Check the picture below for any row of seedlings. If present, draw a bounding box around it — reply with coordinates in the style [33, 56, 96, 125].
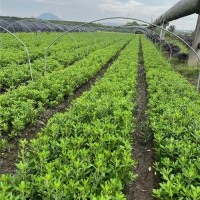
[142, 36, 200, 199]
[0, 33, 129, 92]
[0, 36, 140, 199]
[0, 37, 132, 140]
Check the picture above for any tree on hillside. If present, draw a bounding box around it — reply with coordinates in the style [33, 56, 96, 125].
[126, 21, 140, 26]
[168, 25, 176, 33]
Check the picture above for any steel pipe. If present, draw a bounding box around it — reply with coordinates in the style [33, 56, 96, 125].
[150, 0, 200, 27]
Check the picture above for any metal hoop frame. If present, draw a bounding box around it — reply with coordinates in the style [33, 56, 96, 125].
[146, 29, 173, 59]
[0, 25, 33, 80]
[0, 17, 199, 90]
[43, 17, 200, 91]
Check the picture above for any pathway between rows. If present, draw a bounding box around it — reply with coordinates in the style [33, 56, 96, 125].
[126, 38, 155, 200]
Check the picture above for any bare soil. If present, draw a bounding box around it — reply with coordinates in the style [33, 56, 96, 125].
[125, 38, 159, 200]
[0, 41, 130, 175]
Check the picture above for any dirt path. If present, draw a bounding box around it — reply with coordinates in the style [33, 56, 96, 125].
[0, 41, 130, 175]
[126, 38, 155, 200]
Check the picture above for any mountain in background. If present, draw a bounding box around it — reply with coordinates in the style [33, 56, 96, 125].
[37, 13, 60, 21]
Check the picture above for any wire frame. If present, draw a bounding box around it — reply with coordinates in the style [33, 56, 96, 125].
[43, 17, 200, 91]
[0, 25, 33, 80]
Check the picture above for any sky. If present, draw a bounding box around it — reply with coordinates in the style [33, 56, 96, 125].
[0, 0, 198, 30]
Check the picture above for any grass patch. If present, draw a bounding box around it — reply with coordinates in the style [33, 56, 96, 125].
[166, 36, 189, 54]
[171, 58, 199, 86]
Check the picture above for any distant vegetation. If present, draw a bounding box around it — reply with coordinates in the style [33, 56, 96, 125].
[126, 21, 147, 27]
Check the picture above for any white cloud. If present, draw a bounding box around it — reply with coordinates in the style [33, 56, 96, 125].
[98, 0, 170, 24]
[33, 0, 67, 5]
[99, 0, 143, 13]
[2, 0, 198, 30]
